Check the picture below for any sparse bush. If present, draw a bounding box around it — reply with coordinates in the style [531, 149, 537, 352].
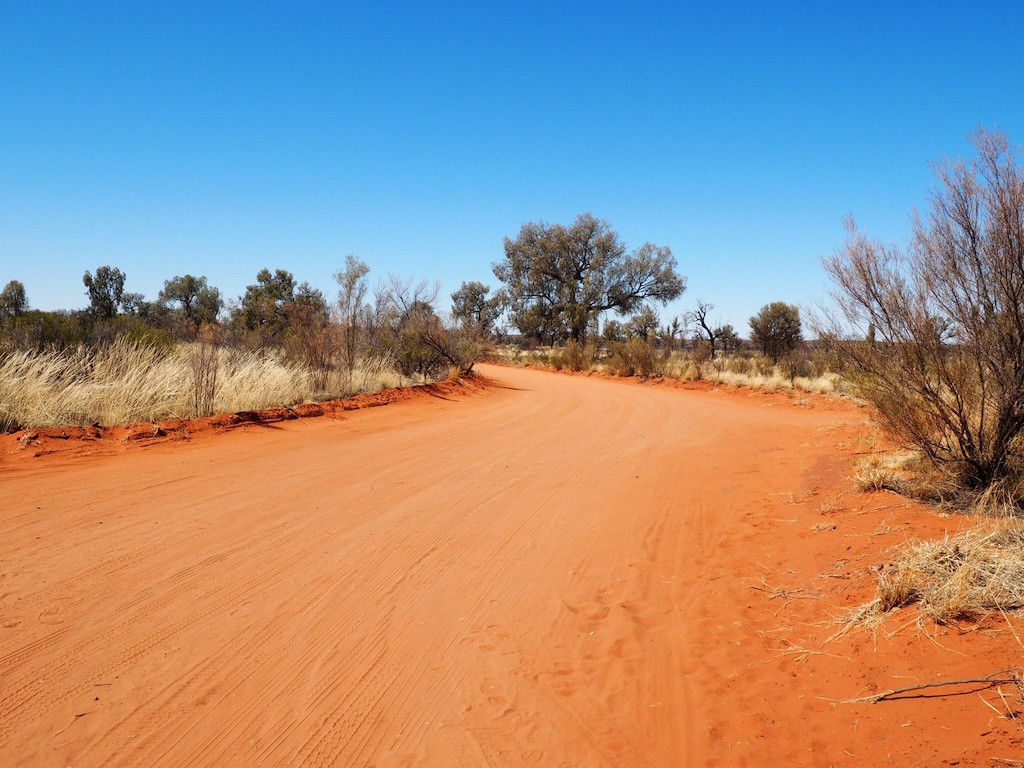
[283, 302, 340, 395]
[726, 356, 753, 376]
[607, 338, 663, 377]
[822, 129, 1024, 497]
[554, 340, 595, 372]
[780, 347, 811, 383]
[752, 355, 774, 377]
[375, 277, 484, 379]
[852, 450, 956, 502]
[749, 302, 802, 362]
[690, 342, 712, 380]
[335, 255, 371, 382]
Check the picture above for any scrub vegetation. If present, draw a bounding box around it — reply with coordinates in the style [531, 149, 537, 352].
[826, 130, 1024, 626]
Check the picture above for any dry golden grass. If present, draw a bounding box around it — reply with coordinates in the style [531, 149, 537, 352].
[853, 451, 919, 493]
[702, 367, 838, 394]
[847, 522, 1024, 626]
[0, 339, 410, 430]
[852, 448, 1020, 511]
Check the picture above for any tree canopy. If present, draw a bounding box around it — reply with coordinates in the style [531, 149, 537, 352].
[83, 266, 127, 318]
[493, 213, 685, 343]
[749, 302, 802, 362]
[158, 274, 223, 328]
[451, 281, 501, 333]
[0, 280, 28, 320]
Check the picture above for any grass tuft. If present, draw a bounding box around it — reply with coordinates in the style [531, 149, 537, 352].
[847, 522, 1024, 626]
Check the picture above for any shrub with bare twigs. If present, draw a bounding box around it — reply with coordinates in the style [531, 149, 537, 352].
[822, 129, 1024, 499]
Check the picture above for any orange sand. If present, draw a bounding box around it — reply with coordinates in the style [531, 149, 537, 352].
[0, 363, 1019, 766]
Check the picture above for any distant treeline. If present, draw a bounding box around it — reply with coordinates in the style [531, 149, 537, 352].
[1, 212, 808, 366]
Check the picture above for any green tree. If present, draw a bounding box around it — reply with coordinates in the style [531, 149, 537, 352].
[494, 213, 685, 344]
[83, 266, 127, 318]
[158, 274, 223, 328]
[235, 268, 298, 347]
[451, 281, 501, 333]
[0, 280, 28, 320]
[627, 306, 660, 340]
[120, 292, 148, 316]
[715, 324, 740, 356]
[602, 318, 625, 345]
[512, 302, 563, 346]
[749, 302, 802, 362]
[293, 281, 329, 314]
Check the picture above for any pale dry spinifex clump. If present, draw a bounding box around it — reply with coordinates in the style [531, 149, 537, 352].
[848, 522, 1024, 627]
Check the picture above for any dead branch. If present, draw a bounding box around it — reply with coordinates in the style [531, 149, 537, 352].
[844, 669, 1020, 703]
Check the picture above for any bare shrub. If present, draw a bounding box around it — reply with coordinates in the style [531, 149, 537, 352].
[376, 276, 484, 378]
[690, 342, 712, 380]
[412, 317, 489, 376]
[822, 129, 1024, 496]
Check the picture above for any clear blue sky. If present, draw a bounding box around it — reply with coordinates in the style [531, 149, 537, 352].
[2, 1, 1023, 332]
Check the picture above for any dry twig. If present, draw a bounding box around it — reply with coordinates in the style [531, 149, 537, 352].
[843, 670, 1019, 704]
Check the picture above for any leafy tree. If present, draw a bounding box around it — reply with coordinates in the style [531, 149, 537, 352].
[83, 266, 127, 318]
[451, 280, 501, 333]
[627, 306, 660, 340]
[715, 324, 740, 356]
[602, 319, 625, 345]
[494, 213, 685, 344]
[512, 302, 563, 346]
[0, 280, 28, 320]
[120, 292, 148, 316]
[238, 269, 296, 327]
[158, 275, 223, 328]
[749, 302, 802, 362]
[235, 268, 298, 347]
[293, 281, 329, 314]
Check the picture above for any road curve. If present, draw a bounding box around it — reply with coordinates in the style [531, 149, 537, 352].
[0, 364, 854, 767]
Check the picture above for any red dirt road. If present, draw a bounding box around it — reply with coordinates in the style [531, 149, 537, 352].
[1, 364, 1019, 766]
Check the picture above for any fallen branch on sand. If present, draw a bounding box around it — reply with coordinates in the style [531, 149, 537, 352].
[843, 669, 1021, 703]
